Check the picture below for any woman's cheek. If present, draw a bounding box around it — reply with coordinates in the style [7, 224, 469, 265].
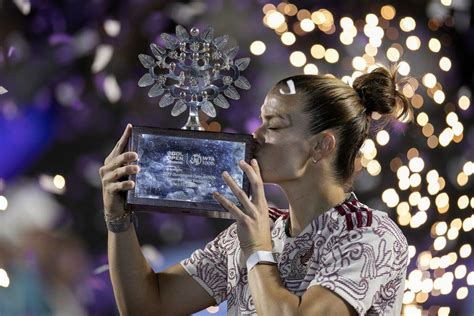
[259, 154, 293, 183]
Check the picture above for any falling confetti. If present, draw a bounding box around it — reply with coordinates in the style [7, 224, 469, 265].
[7, 47, 15, 58]
[12, 0, 31, 15]
[0, 269, 10, 288]
[103, 19, 121, 37]
[0, 86, 7, 95]
[0, 195, 7, 211]
[91, 44, 114, 73]
[103, 74, 121, 103]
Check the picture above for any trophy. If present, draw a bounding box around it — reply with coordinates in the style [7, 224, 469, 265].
[125, 25, 256, 219]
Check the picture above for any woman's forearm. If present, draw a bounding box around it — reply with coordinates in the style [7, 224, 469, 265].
[108, 226, 161, 314]
[247, 264, 300, 316]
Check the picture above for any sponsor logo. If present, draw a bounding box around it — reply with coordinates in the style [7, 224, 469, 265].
[189, 153, 202, 166]
[188, 153, 216, 166]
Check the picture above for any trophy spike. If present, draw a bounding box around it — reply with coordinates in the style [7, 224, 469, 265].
[137, 26, 251, 131]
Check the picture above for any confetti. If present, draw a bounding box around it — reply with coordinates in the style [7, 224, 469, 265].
[0, 269, 9, 288]
[7, 47, 15, 58]
[0, 195, 7, 211]
[91, 44, 114, 73]
[12, 0, 30, 15]
[0, 86, 7, 95]
[103, 74, 121, 103]
[103, 19, 121, 37]
[93, 264, 109, 275]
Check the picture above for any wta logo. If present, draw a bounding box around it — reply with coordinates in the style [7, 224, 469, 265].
[187, 153, 216, 166]
[189, 154, 203, 166]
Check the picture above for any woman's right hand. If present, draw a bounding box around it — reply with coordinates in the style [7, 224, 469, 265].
[99, 124, 140, 217]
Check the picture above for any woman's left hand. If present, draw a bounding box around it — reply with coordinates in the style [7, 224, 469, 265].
[213, 159, 272, 261]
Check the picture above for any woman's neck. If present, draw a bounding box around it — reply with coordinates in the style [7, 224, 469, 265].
[278, 177, 349, 237]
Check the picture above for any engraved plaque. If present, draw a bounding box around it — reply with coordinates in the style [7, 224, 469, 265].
[126, 127, 255, 218]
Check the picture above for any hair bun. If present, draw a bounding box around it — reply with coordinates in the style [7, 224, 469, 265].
[353, 66, 413, 121]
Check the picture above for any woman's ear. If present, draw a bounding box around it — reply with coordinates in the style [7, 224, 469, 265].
[310, 131, 336, 163]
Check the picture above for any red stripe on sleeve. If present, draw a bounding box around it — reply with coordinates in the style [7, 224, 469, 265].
[356, 211, 363, 228]
[268, 207, 289, 221]
[335, 205, 347, 216]
[367, 210, 373, 226]
[345, 202, 359, 213]
[345, 213, 354, 231]
[349, 200, 373, 228]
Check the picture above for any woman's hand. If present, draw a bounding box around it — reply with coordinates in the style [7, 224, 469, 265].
[99, 124, 140, 217]
[213, 159, 272, 261]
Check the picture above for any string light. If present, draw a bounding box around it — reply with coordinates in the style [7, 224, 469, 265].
[381, 5, 396, 20]
[300, 18, 315, 32]
[289, 51, 306, 67]
[400, 17, 416, 32]
[250, 41, 266, 55]
[458, 95, 470, 110]
[281, 32, 296, 45]
[266, 10, 286, 29]
[439, 57, 452, 71]
[428, 38, 441, 52]
[324, 48, 339, 63]
[303, 63, 318, 74]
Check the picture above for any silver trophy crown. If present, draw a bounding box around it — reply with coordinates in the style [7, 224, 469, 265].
[138, 25, 251, 131]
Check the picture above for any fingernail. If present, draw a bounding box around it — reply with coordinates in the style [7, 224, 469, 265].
[222, 171, 228, 177]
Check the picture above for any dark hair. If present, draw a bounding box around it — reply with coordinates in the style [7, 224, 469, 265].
[274, 65, 414, 190]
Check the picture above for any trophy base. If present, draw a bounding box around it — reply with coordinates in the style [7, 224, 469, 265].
[125, 126, 256, 219]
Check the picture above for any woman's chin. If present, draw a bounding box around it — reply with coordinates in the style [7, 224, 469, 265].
[256, 159, 284, 183]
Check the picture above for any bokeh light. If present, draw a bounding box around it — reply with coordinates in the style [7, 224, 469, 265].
[250, 40, 266, 55]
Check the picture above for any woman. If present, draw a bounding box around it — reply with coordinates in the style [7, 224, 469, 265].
[99, 65, 412, 315]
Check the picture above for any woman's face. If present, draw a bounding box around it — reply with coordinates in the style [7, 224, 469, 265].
[253, 88, 314, 184]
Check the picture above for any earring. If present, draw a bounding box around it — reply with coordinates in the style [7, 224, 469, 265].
[311, 157, 319, 164]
